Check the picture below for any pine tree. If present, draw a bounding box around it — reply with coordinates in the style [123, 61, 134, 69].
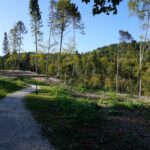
[69, 3, 84, 76]
[3, 32, 9, 56]
[54, 0, 72, 76]
[16, 21, 27, 57]
[3, 32, 9, 69]
[9, 26, 18, 53]
[16, 21, 27, 69]
[56, 0, 72, 54]
[29, 0, 42, 73]
[116, 30, 133, 93]
[46, 0, 57, 75]
[9, 26, 19, 69]
[69, 3, 84, 52]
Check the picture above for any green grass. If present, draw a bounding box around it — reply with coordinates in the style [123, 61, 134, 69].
[25, 85, 150, 150]
[0, 76, 27, 99]
[98, 92, 149, 110]
[18, 77, 48, 86]
[25, 86, 104, 149]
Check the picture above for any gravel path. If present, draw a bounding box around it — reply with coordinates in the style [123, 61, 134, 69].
[0, 85, 54, 150]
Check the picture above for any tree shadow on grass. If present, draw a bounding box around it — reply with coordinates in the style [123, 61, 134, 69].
[25, 95, 150, 150]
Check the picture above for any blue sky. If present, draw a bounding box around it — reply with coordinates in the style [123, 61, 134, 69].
[0, 0, 141, 55]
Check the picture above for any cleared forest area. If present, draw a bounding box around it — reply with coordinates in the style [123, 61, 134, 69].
[0, 0, 150, 150]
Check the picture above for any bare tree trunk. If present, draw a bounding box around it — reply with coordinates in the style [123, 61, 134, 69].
[116, 48, 119, 93]
[57, 28, 64, 77]
[72, 24, 76, 76]
[34, 21, 38, 74]
[35, 33, 38, 73]
[59, 30, 63, 54]
[46, 28, 52, 75]
[139, 42, 142, 97]
[138, 13, 150, 97]
[18, 32, 21, 70]
[34, 21, 38, 95]
[73, 21, 76, 53]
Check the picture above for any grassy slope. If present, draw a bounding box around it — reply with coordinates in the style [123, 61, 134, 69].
[0, 76, 27, 99]
[25, 85, 150, 150]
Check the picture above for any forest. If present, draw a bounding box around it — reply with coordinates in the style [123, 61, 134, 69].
[1, 40, 150, 96]
[0, 0, 150, 150]
[1, 0, 150, 97]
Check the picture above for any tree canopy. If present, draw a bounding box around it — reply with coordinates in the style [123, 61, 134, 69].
[119, 30, 133, 43]
[82, 0, 122, 15]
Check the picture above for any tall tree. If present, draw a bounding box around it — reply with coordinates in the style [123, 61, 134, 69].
[46, 0, 57, 75]
[16, 21, 27, 69]
[16, 22, 27, 57]
[9, 26, 19, 69]
[56, 0, 72, 54]
[3, 32, 9, 69]
[29, 0, 42, 73]
[9, 22, 27, 69]
[69, 3, 84, 76]
[3, 32, 9, 56]
[119, 30, 133, 43]
[9, 26, 18, 53]
[69, 3, 84, 52]
[55, 0, 72, 76]
[128, 0, 150, 97]
[116, 30, 133, 93]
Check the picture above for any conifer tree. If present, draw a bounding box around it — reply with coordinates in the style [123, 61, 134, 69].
[16, 21, 27, 69]
[16, 21, 27, 58]
[3, 32, 9, 69]
[29, 0, 42, 73]
[3, 32, 9, 56]
[69, 3, 84, 76]
[46, 0, 57, 75]
[55, 0, 72, 76]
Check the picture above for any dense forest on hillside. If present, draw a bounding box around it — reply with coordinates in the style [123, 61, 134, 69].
[1, 41, 150, 96]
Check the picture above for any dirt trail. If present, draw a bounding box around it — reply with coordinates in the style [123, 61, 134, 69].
[0, 85, 54, 150]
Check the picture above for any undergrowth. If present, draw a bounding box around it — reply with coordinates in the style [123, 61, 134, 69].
[0, 76, 27, 99]
[25, 85, 150, 150]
